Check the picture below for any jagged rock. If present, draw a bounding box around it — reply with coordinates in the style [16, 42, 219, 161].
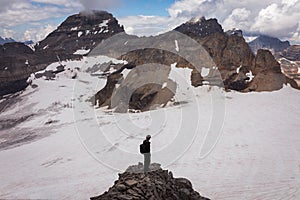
[91, 164, 210, 200]
[246, 49, 285, 92]
[95, 63, 176, 112]
[174, 18, 255, 90]
[174, 17, 223, 38]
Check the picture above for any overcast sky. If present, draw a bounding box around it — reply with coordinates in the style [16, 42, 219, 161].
[0, 0, 299, 44]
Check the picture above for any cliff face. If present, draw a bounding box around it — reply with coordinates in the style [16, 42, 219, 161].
[281, 45, 300, 61]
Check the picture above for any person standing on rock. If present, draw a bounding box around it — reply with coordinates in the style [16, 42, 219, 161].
[141, 135, 151, 173]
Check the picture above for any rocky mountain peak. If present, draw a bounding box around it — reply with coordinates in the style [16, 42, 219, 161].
[36, 10, 124, 55]
[248, 35, 290, 55]
[174, 17, 223, 37]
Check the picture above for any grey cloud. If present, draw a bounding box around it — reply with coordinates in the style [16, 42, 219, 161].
[78, 0, 122, 11]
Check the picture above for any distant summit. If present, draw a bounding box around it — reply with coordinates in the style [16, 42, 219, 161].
[248, 35, 290, 55]
[0, 36, 15, 45]
[174, 16, 223, 38]
[35, 10, 124, 56]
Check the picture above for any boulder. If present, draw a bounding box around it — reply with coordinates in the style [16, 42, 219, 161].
[246, 49, 285, 92]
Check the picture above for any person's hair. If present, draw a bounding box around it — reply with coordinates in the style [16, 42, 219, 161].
[146, 135, 151, 140]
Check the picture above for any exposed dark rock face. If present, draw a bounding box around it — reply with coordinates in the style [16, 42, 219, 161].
[94, 63, 176, 113]
[174, 17, 223, 38]
[281, 45, 300, 61]
[168, 17, 254, 91]
[35, 10, 124, 57]
[246, 49, 285, 92]
[91, 164, 210, 200]
[0, 42, 48, 96]
[278, 58, 300, 89]
[248, 35, 290, 55]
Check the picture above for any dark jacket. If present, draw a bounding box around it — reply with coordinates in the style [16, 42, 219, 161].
[143, 140, 150, 153]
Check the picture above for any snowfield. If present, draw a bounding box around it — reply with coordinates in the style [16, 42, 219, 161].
[0, 56, 300, 199]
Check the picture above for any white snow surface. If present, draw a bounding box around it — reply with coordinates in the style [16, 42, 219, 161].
[0, 56, 300, 199]
[73, 49, 91, 55]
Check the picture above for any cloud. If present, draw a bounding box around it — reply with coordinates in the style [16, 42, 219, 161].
[23, 24, 57, 42]
[0, 29, 16, 39]
[222, 8, 252, 31]
[0, 0, 299, 43]
[166, 0, 300, 43]
[78, 0, 122, 11]
[250, 1, 300, 39]
[119, 15, 175, 36]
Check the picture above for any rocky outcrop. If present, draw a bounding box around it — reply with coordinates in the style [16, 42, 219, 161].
[91, 163, 210, 200]
[248, 35, 290, 56]
[281, 45, 300, 61]
[174, 18, 257, 91]
[94, 63, 176, 113]
[246, 49, 285, 91]
[0, 42, 49, 96]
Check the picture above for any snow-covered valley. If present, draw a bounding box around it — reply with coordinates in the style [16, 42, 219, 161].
[0, 56, 300, 199]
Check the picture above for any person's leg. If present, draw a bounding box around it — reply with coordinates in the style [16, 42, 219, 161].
[144, 153, 151, 173]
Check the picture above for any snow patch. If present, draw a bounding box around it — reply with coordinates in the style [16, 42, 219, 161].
[246, 71, 254, 82]
[201, 68, 210, 77]
[71, 27, 78, 31]
[43, 45, 49, 50]
[175, 40, 179, 52]
[73, 49, 90, 55]
[78, 31, 83, 37]
[236, 65, 242, 73]
[99, 19, 110, 28]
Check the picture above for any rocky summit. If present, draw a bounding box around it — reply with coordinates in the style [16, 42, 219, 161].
[35, 10, 124, 56]
[91, 163, 210, 200]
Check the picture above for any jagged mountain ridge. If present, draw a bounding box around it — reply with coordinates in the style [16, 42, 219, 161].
[0, 36, 15, 45]
[248, 35, 290, 55]
[0, 11, 297, 98]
